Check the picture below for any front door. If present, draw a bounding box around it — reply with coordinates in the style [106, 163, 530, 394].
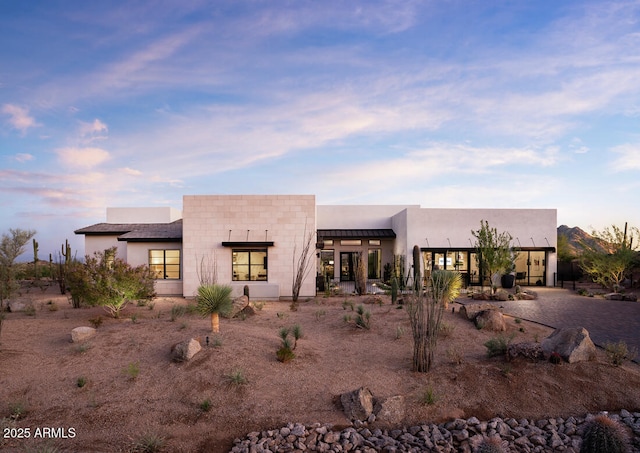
[340, 252, 357, 281]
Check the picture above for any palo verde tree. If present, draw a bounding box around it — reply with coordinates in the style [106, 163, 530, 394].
[66, 247, 155, 317]
[196, 284, 233, 333]
[406, 268, 462, 372]
[579, 222, 639, 292]
[471, 220, 513, 293]
[0, 228, 37, 307]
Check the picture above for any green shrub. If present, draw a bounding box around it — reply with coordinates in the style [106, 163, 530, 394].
[88, 316, 103, 328]
[419, 386, 438, 405]
[123, 362, 140, 380]
[225, 368, 248, 386]
[604, 341, 637, 366]
[484, 334, 514, 358]
[355, 305, 371, 329]
[131, 432, 165, 453]
[580, 414, 630, 453]
[199, 399, 212, 412]
[76, 376, 87, 388]
[170, 305, 187, 322]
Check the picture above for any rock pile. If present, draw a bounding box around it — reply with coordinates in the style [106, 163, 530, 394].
[230, 410, 640, 453]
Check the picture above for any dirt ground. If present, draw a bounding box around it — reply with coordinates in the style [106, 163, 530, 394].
[1, 285, 640, 453]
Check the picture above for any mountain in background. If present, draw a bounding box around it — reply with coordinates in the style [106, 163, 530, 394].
[557, 225, 607, 258]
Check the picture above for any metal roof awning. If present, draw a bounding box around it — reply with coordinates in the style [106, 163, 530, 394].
[317, 229, 396, 240]
[221, 241, 275, 247]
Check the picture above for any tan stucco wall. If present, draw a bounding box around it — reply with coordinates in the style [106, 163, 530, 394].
[182, 195, 316, 299]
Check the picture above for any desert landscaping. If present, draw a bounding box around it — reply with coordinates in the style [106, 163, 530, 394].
[1, 283, 640, 452]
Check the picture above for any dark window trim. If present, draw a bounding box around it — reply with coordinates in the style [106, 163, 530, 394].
[222, 241, 274, 247]
[149, 249, 181, 280]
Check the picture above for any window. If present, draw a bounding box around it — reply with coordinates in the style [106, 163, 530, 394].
[341, 240, 362, 246]
[233, 249, 267, 281]
[320, 250, 335, 280]
[149, 250, 181, 279]
[368, 249, 381, 279]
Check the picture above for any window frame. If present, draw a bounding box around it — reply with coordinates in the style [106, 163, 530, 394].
[232, 248, 268, 282]
[148, 249, 181, 280]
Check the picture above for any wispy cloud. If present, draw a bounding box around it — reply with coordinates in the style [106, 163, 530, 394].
[14, 153, 35, 163]
[56, 147, 110, 169]
[610, 144, 640, 171]
[2, 104, 38, 133]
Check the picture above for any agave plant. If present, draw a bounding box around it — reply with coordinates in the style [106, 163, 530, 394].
[196, 284, 233, 333]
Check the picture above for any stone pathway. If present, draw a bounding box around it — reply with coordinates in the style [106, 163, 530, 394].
[484, 287, 640, 359]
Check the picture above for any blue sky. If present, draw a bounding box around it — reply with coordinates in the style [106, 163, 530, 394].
[2, 0, 640, 259]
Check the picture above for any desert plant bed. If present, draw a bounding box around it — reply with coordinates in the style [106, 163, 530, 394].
[1, 286, 640, 452]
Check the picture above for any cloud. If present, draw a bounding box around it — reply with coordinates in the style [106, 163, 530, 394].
[14, 153, 35, 163]
[2, 104, 38, 133]
[79, 119, 108, 137]
[610, 144, 640, 171]
[56, 147, 110, 169]
[121, 167, 142, 176]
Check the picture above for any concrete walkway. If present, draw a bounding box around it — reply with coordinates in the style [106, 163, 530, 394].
[484, 287, 640, 360]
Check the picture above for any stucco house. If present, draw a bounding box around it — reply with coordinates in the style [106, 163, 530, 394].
[75, 194, 558, 299]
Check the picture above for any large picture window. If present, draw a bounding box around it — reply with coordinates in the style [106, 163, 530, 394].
[233, 249, 268, 281]
[149, 249, 181, 279]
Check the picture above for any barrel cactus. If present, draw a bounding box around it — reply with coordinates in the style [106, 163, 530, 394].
[391, 276, 398, 304]
[474, 435, 508, 453]
[580, 414, 630, 453]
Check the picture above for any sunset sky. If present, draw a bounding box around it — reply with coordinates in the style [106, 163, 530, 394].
[2, 1, 640, 259]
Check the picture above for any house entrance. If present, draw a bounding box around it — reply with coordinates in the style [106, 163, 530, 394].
[340, 252, 357, 281]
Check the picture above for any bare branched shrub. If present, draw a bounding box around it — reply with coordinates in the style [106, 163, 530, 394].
[196, 252, 218, 286]
[291, 221, 315, 307]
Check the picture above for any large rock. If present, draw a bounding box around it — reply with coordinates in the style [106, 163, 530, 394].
[7, 300, 30, 312]
[340, 387, 374, 421]
[507, 342, 544, 362]
[459, 303, 496, 321]
[71, 326, 97, 343]
[374, 395, 405, 425]
[171, 338, 202, 362]
[475, 309, 506, 331]
[541, 327, 596, 363]
[225, 295, 249, 319]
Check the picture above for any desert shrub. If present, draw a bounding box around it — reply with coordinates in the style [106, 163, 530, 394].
[170, 305, 187, 322]
[66, 247, 155, 317]
[419, 386, 438, 405]
[342, 299, 354, 311]
[395, 325, 405, 340]
[580, 414, 630, 453]
[123, 362, 140, 380]
[484, 334, 514, 358]
[276, 327, 296, 362]
[76, 376, 87, 388]
[199, 399, 212, 412]
[447, 345, 464, 365]
[131, 432, 165, 453]
[604, 341, 637, 366]
[88, 316, 103, 328]
[355, 305, 371, 329]
[225, 368, 248, 386]
[7, 401, 27, 420]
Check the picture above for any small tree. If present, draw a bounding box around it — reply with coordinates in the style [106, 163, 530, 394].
[579, 223, 639, 291]
[471, 220, 513, 293]
[196, 284, 233, 333]
[291, 222, 315, 308]
[66, 248, 155, 317]
[0, 228, 37, 308]
[407, 269, 462, 372]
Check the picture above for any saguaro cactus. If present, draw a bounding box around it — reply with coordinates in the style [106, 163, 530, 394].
[32, 239, 39, 280]
[413, 245, 421, 291]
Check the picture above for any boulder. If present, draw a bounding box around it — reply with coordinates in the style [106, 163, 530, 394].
[225, 295, 249, 319]
[7, 300, 30, 312]
[494, 289, 510, 301]
[507, 342, 545, 362]
[374, 395, 405, 425]
[71, 326, 97, 343]
[459, 303, 496, 321]
[171, 338, 202, 362]
[340, 387, 374, 421]
[541, 327, 596, 363]
[475, 309, 506, 331]
[604, 293, 624, 301]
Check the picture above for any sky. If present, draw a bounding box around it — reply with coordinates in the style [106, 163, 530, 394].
[1, 0, 640, 260]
